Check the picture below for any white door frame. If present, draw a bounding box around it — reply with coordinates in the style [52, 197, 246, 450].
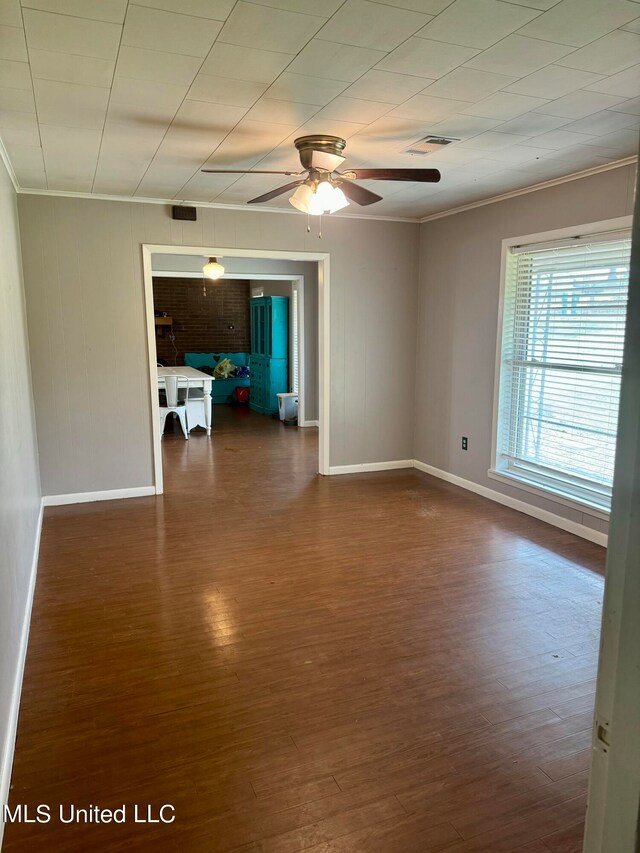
[142, 245, 330, 492]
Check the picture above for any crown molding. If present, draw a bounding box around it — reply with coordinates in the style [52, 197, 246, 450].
[419, 156, 638, 224]
[0, 135, 19, 193]
[16, 187, 420, 224]
[12, 155, 637, 226]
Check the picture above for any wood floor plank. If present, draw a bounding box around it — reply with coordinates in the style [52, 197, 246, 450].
[4, 408, 605, 851]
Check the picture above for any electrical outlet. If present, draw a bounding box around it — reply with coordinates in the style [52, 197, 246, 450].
[462, 436, 468, 451]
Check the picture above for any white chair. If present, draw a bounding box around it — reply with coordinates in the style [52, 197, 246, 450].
[159, 374, 190, 440]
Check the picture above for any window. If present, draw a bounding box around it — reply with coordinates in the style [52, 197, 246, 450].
[493, 227, 632, 513]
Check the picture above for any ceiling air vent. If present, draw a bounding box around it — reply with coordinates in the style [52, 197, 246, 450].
[403, 136, 460, 155]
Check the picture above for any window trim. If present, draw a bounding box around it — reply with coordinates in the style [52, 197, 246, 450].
[490, 215, 633, 517]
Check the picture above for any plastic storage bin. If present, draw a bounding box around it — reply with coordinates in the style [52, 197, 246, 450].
[277, 392, 298, 421]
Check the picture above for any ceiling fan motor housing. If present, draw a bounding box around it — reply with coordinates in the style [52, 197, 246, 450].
[294, 135, 346, 172]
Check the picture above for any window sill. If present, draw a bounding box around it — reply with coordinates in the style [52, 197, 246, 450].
[487, 468, 610, 521]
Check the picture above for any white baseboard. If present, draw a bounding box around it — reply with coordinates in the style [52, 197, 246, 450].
[329, 459, 414, 475]
[413, 460, 608, 547]
[0, 500, 43, 849]
[299, 420, 319, 427]
[42, 486, 156, 506]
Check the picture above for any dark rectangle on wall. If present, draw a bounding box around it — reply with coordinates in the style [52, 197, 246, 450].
[152, 277, 251, 365]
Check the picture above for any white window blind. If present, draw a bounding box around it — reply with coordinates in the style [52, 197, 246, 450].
[496, 234, 631, 512]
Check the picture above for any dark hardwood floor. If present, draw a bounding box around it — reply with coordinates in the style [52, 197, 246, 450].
[5, 406, 605, 852]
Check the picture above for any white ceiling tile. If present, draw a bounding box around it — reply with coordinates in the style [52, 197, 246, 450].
[6, 142, 44, 171]
[316, 96, 395, 123]
[497, 112, 571, 135]
[377, 37, 478, 77]
[353, 114, 438, 142]
[317, 0, 432, 51]
[483, 143, 556, 164]
[416, 0, 539, 49]
[29, 49, 115, 88]
[0, 58, 31, 89]
[528, 128, 596, 148]
[585, 64, 640, 97]
[517, 0, 640, 47]
[13, 168, 47, 189]
[496, 0, 562, 8]
[177, 171, 238, 202]
[187, 74, 267, 108]
[122, 6, 222, 57]
[0, 0, 22, 27]
[148, 99, 247, 166]
[34, 79, 109, 129]
[557, 30, 640, 74]
[246, 0, 344, 15]
[40, 123, 102, 188]
[611, 96, 640, 114]
[116, 47, 201, 87]
[287, 39, 386, 82]
[202, 118, 297, 170]
[0, 109, 39, 145]
[341, 70, 430, 104]
[458, 130, 528, 150]
[0, 25, 27, 61]
[0, 85, 34, 111]
[426, 114, 502, 138]
[585, 128, 639, 150]
[22, 10, 121, 60]
[218, 2, 324, 54]
[538, 90, 627, 119]
[22, 0, 128, 24]
[419, 67, 517, 101]
[200, 43, 291, 84]
[463, 92, 549, 120]
[505, 65, 605, 99]
[564, 109, 640, 135]
[265, 72, 348, 106]
[294, 116, 367, 139]
[371, 0, 456, 14]
[133, 0, 235, 20]
[244, 97, 319, 125]
[464, 35, 572, 76]
[390, 93, 471, 121]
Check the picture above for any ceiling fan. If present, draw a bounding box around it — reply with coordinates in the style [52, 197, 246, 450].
[201, 134, 441, 215]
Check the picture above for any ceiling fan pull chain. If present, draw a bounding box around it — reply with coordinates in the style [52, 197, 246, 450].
[319, 213, 322, 239]
[306, 213, 311, 233]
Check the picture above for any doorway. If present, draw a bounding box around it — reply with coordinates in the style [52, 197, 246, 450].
[142, 245, 330, 492]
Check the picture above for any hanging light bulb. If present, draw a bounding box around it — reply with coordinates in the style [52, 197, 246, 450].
[202, 256, 225, 280]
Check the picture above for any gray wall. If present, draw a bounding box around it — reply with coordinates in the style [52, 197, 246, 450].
[18, 197, 419, 495]
[0, 158, 41, 825]
[414, 163, 637, 537]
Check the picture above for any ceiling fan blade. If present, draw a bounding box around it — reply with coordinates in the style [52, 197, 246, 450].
[345, 168, 441, 182]
[201, 169, 302, 175]
[338, 181, 383, 206]
[247, 180, 304, 205]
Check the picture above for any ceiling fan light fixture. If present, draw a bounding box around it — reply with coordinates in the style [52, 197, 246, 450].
[290, 180, 349, 215]
[289, 183, 315, 213]
[203, 257, 225, 280]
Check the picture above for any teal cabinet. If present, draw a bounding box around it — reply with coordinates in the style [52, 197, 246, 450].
[250, 296, 288, 415]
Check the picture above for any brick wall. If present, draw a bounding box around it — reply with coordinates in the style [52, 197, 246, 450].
[153, 277, 251, 365]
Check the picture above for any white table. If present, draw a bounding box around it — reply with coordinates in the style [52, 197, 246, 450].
[157, 366, 213, 435]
